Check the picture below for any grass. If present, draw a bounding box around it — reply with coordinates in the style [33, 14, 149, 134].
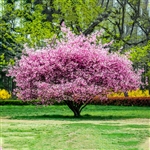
[0, 105, 150, 150]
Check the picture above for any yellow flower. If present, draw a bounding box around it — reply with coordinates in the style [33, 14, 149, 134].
[0, 89, 11, 99]
[108, 89, 150, 98]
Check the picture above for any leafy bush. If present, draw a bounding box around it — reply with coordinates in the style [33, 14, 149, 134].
[0, 99, 64, 105]
[0, 89, 11, 99]
[0, 100, 26, 105]
[128, 89, 149, 97]
[0, 99, 39, 105]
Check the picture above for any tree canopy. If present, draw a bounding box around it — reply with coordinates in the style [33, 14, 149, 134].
[7, 25, 142, 117]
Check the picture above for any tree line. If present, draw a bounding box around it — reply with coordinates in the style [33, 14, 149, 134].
[0, 0, 150, 94]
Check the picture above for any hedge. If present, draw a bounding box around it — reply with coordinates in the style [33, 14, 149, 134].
[0, 97, 150, 106]
[0, 100, 64, 105]
[94, 97, 150, 106]
[0, 100, 32, 105]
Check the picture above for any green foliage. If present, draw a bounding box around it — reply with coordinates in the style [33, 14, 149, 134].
[52, 0, 102, 32]
[0, 100, 25, 105]
[2, 0, 150, 53]
[0, 54, 7, 67]
[130, 41, 150, 65]
[49, 0, 150, 52]
[0, 1, 55, 91]
[14, 3, 54, 47]
[1, 1, 54, 65]
[130, 41, 150, 89]
[0, 54, 14, 67]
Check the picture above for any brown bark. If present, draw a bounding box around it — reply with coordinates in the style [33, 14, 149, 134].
[65, 100, 88, 117]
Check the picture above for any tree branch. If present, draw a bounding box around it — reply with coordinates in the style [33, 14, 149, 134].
[83, 11, 111, 36]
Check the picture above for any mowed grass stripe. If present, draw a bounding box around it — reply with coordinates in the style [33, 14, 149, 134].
[0, 105, 150, 119]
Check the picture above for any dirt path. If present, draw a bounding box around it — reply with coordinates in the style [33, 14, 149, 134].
[1, 117, 150, 125]
[140, 137, 150, 150]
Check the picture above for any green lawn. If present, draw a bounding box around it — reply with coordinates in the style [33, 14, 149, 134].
[0, 105, 150, 150]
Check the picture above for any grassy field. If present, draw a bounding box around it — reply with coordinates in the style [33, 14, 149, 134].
[0, 105, 150, 150]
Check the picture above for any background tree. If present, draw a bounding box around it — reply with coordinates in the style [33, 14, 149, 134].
[2, 0, 149, 93]
[0, 1, 21, 91]
[0, 0, 54, 92]
[7, 26, 141, 117]
[130, 41, 150, 94]
[2, 0, 149, 58]
[1, 0, 54, 62]
[39, 0, 149, 48]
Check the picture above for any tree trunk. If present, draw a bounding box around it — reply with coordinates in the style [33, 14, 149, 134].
[73, 108, 80, 118]
[65, 101, 87, 117]
[124, 91, 128, 97]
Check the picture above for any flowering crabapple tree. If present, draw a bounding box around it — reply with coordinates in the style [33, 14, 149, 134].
[7, 24, 141, 117]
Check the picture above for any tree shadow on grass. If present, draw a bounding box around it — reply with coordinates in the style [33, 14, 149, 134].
[10, 114, 135, 121]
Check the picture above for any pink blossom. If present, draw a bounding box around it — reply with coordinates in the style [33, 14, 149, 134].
[7, 25, 142, 108]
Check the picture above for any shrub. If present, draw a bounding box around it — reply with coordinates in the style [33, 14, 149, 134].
[0, 99, 39, 105]
[108, 89, 150, 97]
[94, 96, 150, 106]
[0, 100, 26, 105]
[0, 89, 11, 100]
[128, 89, 150, 97]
